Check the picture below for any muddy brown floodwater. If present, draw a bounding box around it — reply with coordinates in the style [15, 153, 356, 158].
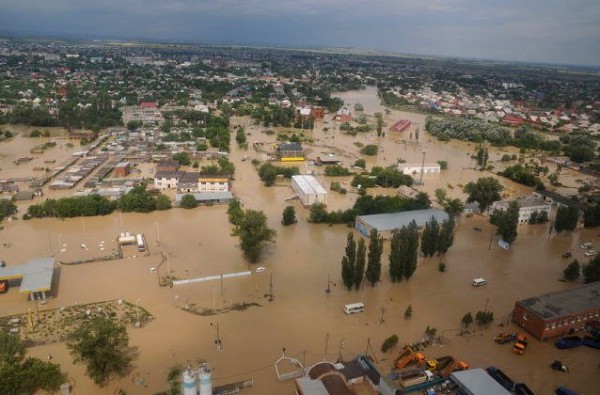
[1, 90, 599, 395]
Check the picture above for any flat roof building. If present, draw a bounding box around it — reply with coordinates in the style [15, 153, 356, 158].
[355, 209, 449, 238]
[513, 282, 600, 340]
[0, 258, 55, 300]
[450, 369, 511, 395]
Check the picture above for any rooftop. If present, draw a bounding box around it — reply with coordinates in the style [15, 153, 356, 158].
[0, 258, 55, 293]
[517, 282, 600, 320]
[451, 369, 511, 395]
[356, 209, 449, 232]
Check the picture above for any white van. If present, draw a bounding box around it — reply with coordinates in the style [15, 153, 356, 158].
[472, 278, 487, 287]
[344, 302, 365, 314]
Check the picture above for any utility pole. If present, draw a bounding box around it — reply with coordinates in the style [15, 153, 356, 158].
[326, 273, 331, 294]
[419, 149, 426, 185]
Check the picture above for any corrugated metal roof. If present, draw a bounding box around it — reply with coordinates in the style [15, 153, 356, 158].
[451, 369, 511, 395]
[295, 377, 329, 395]
[356, 209, 449, 232]
[292, 175, 327, 195]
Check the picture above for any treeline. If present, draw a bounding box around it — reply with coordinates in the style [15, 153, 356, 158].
[498, 164, 545, 190]
[309, 194, 431, 225]
[351, 166, 414, 189]
[257, 163, 299, 186]
[24, 185, 171, 219]
[425, 117, 561, 150]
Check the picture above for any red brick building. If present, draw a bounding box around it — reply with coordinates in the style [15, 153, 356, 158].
[513, 283, 600, 340]
[114, 161, 131, 177]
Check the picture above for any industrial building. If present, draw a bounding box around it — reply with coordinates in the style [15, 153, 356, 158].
[450, 369, 511, 395]
[397, 163, 441, 176]
[513, 282, 600, 340]
[175, 191, 234, 205]
[0, 258, 55, 301]
[291, 175, 327, 206]
[355, 209, 449, 238]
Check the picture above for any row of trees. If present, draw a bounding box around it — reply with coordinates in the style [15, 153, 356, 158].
[489, 201, 520, 245]
[498, 164, 545, 190]
[341, 230, 384, 289]
[351, 166, 414, 189]
[563, 256, 600, 284]
[420, 217, 455, 257]
[25, 185, 172, 219]
[389, 222, 419, 282]
[257, 163, 299, 186]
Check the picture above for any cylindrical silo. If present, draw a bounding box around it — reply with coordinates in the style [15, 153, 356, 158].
[182, 369, 197, 395]
[198, 363, 212, 395]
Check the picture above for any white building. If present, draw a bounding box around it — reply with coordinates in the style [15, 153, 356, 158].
[490, 196, 551, 224]
[154, 171, 184, 190]
[291, 175, 327, 206]
[397, 163, 441, 176]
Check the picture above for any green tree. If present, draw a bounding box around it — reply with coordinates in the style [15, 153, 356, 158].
[376, 113, 383, 137]
[434, 188, 447, 205]
[380, 334, 398, 353]
[583, 256, 600, 284]
[341, 256, 354, 290]
[118, 185, 157, 213]
[258, 163, 278, 186]
[68, 317, 131, 387]
[389, 229, 404, 282]
[554, 206, 579, 233]
[308, 202, 329, 223]
[354, 238, 366, 289]
[443, 198, 465, 217]
[421, 216, 440, 257]
[563, 260, 581, 282]
[126, 120, 142, 131]
[461, 312, 473, 328]
[365, 229, 383, 286]
[404, 305, 413, 319]
[180, 194, 198, 209]
[233, 210, 276, 263]
[227, 199, 244, 226]
[360, 144, 378, 156]
[281, 206, 297, 226]
[475, 311, 494, 326]
[354, 159, 366, 169]
[155, 194, 172, 211]
[0, 198, 18, 221]
[235, 127, 247, 145]
[172, 152, 191, 166]
[403, 221, 420, 280]
[490, 201, 519, 244]
[438, 219, 455, 255]
[464, 177, 503, 212]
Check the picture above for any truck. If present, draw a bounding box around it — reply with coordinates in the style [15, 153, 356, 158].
[515, 383, 536, 395]
[394, 346, 426, 370]
[513, 334, 528, 355]
[494, 332, 517, 344]
[425, 355, 453, 371]
[438, 357, 469, 378]
[486, 366, 515, 392]
[555, 336, 582, 349]
[397, 368, 428, 388]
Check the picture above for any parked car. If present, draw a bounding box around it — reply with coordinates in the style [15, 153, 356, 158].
[562, 250, 572, 258]
[580, 242, 592, 249]
[555, 336, 582, 350]
[584, 250, 597, 257]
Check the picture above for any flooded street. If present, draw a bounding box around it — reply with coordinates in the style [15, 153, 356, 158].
[1, 90, 599, 394]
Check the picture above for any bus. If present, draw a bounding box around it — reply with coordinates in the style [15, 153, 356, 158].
[344, 302, 365, 315]
[136, 234, 146, 252]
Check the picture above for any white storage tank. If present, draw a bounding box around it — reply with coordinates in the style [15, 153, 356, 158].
[182, 369, 197, 395]
[198, 363, 212, 395]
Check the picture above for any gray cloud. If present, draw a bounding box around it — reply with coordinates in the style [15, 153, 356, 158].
[0, 0, 598, 65]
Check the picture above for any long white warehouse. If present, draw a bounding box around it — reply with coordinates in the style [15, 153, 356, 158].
[291, 175, 328, 206]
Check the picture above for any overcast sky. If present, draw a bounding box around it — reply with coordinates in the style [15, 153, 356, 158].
[1, 0, 599, 66]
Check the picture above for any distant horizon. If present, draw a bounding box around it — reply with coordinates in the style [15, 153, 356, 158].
[2, 30, 600, 71]
[0, 1, 598, 67]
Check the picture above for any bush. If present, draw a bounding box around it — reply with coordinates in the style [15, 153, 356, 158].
[438, 262, 446, 272]
[361, 144, 378, 156]
[475, 311, 494, 326]
[381, 335, 399, 353]
[437, 160, 448, 170]
[563, 260, 580, 282]
[180, 194, 198, 209]
[404, 305, 412, 319]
